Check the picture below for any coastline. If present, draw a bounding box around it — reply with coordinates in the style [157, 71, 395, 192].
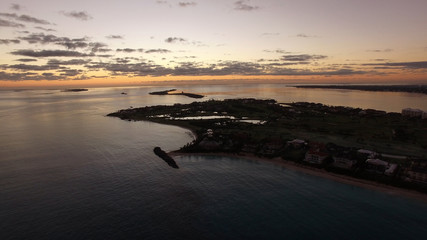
[170, 151, 427, 204]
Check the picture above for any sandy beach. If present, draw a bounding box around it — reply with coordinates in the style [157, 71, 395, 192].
[170, 151, 427, 204]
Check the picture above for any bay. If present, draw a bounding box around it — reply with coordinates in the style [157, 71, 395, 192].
[0, 84, 426, 239]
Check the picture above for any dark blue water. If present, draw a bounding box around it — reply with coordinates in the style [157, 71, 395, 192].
[1, 85, 426, 239]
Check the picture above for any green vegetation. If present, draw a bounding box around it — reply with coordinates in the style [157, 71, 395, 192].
[108, 98, 426, 158]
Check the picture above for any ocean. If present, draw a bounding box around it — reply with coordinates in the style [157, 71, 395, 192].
[1, 84, 426, 239]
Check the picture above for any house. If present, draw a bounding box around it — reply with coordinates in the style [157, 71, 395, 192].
[259, 138, 284, 157]
[304, 142, 329, 165]
[332, 150, 358, 170]
[365, 159, 398, 176]
[402, 108, 424, 118]
[403, 159, 427, 185]
[357, 149, 378, 159]
[286, 139, 307, 149]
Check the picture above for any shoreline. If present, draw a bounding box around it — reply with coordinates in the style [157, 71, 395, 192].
[170, 151, 427, 204]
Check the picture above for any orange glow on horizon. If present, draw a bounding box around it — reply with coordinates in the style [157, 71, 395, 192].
[1, 73, 426, 89]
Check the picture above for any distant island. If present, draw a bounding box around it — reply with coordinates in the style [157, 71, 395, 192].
[62, 88, 88, 92]
[295, 85, 427, 94]
[108, 98, 427, 196]
[149, 89, 204, 99]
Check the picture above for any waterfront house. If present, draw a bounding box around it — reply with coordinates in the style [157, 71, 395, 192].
[304, 142, 329, 165]
[403, 159, 427, 185]
[365, 159, 398, 176]
[332, 150, 358, 170]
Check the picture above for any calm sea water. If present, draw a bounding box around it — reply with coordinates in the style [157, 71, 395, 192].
[1, 84, 426, 239]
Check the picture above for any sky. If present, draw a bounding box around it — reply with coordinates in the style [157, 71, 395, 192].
[1, 0, 427, 88]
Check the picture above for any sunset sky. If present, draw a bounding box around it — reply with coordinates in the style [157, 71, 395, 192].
[1, 0, 427, 88]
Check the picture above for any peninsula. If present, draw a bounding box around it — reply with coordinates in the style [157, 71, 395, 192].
[108, 98, 427, 196]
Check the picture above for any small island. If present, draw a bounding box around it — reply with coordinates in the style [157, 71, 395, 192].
[149, 89, 204, 99]
[108, 98, 427, 196]
[62, 88, 89, 92]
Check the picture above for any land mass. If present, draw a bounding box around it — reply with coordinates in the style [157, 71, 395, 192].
[62, 88, 88, 92]
[149, 89, 204, 98]
[108, 98, 427, 196]
[295, 85, 427, 94]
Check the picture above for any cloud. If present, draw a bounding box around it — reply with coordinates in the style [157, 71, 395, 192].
[47, 59, 91, 66]
[261, 32, 280, 36]
[61, 11, 93, 21]
[165, 37, 187, 43]
[296, 33, 317, 38]
[6, 63, 61, 71]
[145, 48, 171, 54]
[281, 54, 327, 62]
[59, 69, 83, 76]
[89, 42, 109, 52]
[264, 49, 292, 54]
[19, 33, 90, 49]
[0, 39, 20, 44]
[234, 0, 259, 11]
[106, 35, 123, 39]
[116, 48, 143, 53]
[0, 18, 25, 28]
[178, 2, 197, 7]
[365, 61, 427, 69]
[10, 49, 90, 57]
[367, 48, 393, 53]
[156, 0, 168, 4]
[35, 26, 56, 32]
[0, 13, 51, 24]
[10, 4, 22, 11]
[15, 58, 37, 62]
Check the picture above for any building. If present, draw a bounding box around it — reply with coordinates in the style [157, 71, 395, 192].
[304, 142, 329, 165]
[286, 139, 307, 149]
[402, 108, 424, 118]
[332, 155, 357, 170]
[365, 159, 398, 176]
[403, 160, 427, 185]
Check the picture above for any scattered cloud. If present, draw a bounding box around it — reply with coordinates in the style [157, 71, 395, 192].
[10, 49, 90, 57]
[47, 59, 91, 66]
[6, 63, 61, 71]
[61, 11, 93, 21]
[18, 33, 90, 49]
[365, 61, 427, 69]
[367, 48, 393, 53]
[15, 58, 37, 62]
[281, 54, 327, 62]
[0, 39, 20, 44]
[145, 48, 171, 54]
[35, 26, 56, 32]
[261, 32, 280, 36]
[178, 2, 197, 7]
[0, 12, 51, 24]
[264, 49, 293, 54]
[296, 33, 317, 38]
[234, 0, 259, 11]
[106, 35, 123, 39]
[10, 4, 22, 11]
[116, 48, 143, 53]
[0, 18, 25, 28]
[165, 37, 187, 43]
